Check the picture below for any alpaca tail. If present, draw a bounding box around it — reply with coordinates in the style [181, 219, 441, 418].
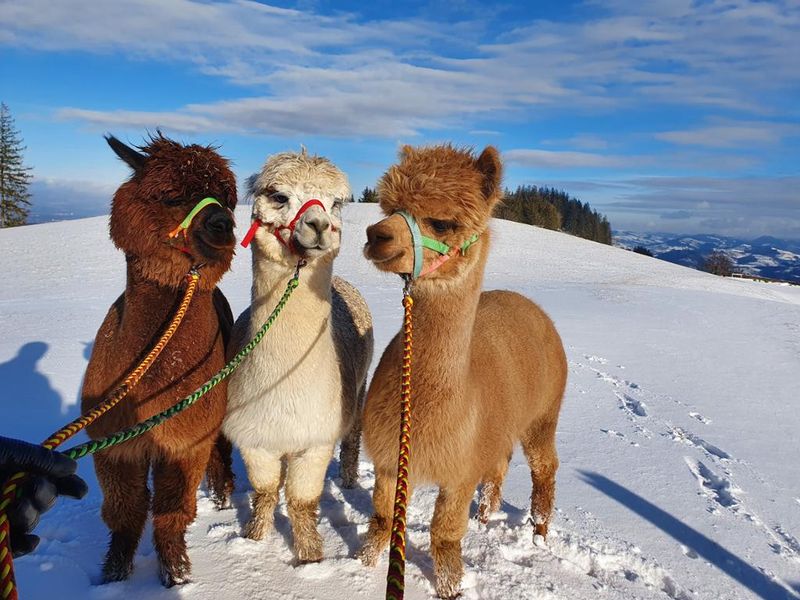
[206, 433, 235, 509]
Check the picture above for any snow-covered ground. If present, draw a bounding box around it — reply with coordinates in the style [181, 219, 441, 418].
[1, 203, 799, 600]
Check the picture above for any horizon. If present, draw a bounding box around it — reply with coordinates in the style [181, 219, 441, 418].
[2, 0, 799, 238]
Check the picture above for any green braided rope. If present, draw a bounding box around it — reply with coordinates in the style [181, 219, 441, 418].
[63, 274, 300, 461]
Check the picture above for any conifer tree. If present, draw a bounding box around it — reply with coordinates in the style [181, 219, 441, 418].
[0, 103, 33, 227]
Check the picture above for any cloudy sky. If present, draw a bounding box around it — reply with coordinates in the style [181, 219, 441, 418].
[1, 0, 798, 237]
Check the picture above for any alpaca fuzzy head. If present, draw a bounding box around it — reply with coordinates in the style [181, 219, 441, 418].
[364, 144, 502, 282]
[248, 148, 350, 265]
[107, 133, 238, 290]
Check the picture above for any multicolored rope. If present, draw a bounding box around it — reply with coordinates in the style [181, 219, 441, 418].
[63, 264, 302, 461]
[0, 270, 200, 600]
[386, 281, 414, 600]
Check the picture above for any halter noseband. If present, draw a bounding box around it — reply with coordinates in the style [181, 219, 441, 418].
[167, 197, 225, 259]
[241, 198, 336, 254]
[396, 210, 479, 280]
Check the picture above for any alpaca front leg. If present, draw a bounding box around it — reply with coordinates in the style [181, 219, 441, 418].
[285, 444, 333, 563]
[430, 484, 475, 599]
[358, 469, 412, 567]
[95, 453, 150, 583]
[151, 446, 210, 587]
[241, 447, 283, 540]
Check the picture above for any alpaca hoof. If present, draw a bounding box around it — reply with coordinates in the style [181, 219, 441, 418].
[244, 517, 270, 541]
[212, 494, 233, 510]
[433, 541, 463, 599]
[101, 533, 137, 583]
[158, 557, 191, 588]
[101, 558, 133, 584]
[295, 531, 324, 563]
[357, 542, 381, 567]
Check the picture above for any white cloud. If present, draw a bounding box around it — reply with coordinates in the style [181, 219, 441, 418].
[3, 0, 799, 138]
[656, 121, 800, 148]
[505, 148, 635, 169]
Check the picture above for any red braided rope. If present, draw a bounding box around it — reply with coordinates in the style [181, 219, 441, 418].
[386, 290, 413, 600]
[0, 271, 199, 600]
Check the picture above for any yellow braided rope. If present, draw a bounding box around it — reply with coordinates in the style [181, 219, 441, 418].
[386, 289, 413, 600]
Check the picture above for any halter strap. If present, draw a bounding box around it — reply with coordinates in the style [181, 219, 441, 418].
[396, 210, 480, 280]
[241, 199, 334, 254]
[168, 197, 223, 240]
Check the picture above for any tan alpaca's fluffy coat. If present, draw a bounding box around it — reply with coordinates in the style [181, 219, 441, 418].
[360, 144, 567, 598]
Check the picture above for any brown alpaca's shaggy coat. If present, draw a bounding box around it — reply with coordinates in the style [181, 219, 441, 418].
[360, 145, 567, 598]
[81, 134, 237, 587]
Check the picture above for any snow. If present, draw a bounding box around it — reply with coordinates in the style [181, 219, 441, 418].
[2, 203, 799, 600]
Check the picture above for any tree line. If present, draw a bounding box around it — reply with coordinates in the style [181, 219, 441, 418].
[359, 184, 613, 245]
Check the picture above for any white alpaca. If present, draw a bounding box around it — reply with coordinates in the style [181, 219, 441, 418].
[223, 149, 373, 562]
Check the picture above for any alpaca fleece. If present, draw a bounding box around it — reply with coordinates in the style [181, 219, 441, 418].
[81, 134, 237, 587]
[360, 144, 567, 598]
[223, 149, 373, 562]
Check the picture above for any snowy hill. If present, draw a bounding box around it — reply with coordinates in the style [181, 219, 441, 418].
[1, 204, 799, 600]
[614, 231, 800, 283]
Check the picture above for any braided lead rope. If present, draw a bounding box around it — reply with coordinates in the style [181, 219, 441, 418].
[63, 264, 302, 461]
[386, 279, 414, 600]
[0, 270, 200, 600]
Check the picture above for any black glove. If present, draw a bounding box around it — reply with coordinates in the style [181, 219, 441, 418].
[0, 436, 88, 557]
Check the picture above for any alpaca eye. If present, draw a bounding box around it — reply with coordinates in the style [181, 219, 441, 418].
[269, 192, 289, 204]
[163, 197, 183, 207]
[428, 219, 456, 234]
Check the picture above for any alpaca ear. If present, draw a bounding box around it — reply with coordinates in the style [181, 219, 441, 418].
[106, 135, 146, 172]
[475, 146, 502, 201]
[245, 173, 260, 200]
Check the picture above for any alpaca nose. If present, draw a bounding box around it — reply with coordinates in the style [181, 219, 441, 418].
[366, 223, 393, 245]
[204, 210, 234, 235]
[303, 211, 330, 235]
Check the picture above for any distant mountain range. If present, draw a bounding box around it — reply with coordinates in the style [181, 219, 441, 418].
[613, 231, 800, 283]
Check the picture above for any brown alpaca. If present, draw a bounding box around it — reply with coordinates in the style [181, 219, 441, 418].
[81, 134, 237, 587]
[359, 144, 567, 597]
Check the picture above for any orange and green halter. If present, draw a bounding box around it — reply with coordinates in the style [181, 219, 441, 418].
[396, 210, 479, 279]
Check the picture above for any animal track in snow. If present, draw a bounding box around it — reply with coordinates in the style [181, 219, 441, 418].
[685, 458, 739, 509]
[668, 427, 731, 460]
[688, 412, 711, 424]
[616, 391, 648, 418]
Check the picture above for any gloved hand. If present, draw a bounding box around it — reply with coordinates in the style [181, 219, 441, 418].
[0, 436, 88, 557]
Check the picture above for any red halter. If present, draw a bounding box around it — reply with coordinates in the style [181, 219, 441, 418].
[241, 199, 336, 253]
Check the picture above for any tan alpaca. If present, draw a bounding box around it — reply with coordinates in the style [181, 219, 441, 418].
[358, 144, 567, 598]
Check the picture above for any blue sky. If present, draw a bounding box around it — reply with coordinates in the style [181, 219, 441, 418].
[1, 0, 798, 237]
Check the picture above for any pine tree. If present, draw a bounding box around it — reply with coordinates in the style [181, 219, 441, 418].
[359, 186, 379, 203]
[0, 103, 33, 227]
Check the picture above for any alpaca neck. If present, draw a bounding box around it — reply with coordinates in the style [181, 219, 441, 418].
[408, 233, 489, 382]
[121, 259, 211, 337]
[250, 251, 333, 320]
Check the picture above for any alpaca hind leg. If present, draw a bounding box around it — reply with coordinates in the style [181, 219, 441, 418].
[357, 468, 412, 567]
[151, 445, 211, 587]
[339, 408, 362, 489]
[240, 447, 282, 540]
[205, 433, 235, 509]
[521, 420, 559, 541]
[95, 453, 150, 583]
[285, 444, 333, 563]
[430, 483, 476, 599]
[478, 453, 511, 524]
